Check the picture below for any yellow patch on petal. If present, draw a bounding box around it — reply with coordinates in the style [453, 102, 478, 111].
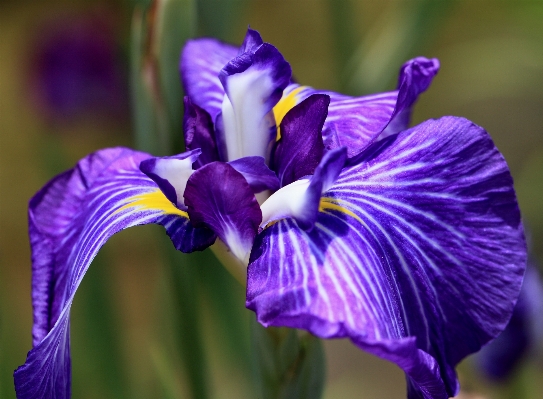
[273, 86, 306, 140]
[319, 197, 362, 224]
[116, 189, 188, 218]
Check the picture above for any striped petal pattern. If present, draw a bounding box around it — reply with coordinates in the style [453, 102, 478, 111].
[14, 148, 214, 399]
[180, 38, 237, 122]
[246, 117, 526, 398]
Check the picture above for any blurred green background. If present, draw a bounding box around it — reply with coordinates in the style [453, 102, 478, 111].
[1, 0, 542, 398]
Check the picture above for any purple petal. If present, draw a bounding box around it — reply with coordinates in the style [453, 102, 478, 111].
[180, 38, 238, 122]
[14, 148, 214, 399]
[247, 117, 526, 397]
[184, 162, 262, 263]
[183, 97, 220, 166]
[278, 57, 439, 158]
[260, 147, 347, 231]
[219, 43, 292, 161]
[271, 94, 328, 187]
[476, 261, 543, 380]
[139, 149, 201, 209]
[238, 27, 263, 55]
[228, 156, 280, 193]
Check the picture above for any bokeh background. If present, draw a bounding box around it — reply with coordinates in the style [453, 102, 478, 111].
[1, 0, 542, 398]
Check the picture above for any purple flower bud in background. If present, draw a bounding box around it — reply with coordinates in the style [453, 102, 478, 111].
[475, 260, 543, 381]
[28, 11, 128, 124]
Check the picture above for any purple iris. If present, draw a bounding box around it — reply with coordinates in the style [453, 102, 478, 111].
[14, 28, 526, 399]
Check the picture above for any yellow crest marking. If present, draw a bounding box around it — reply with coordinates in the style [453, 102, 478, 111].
[273, 86, 306, 141]
[116, 189, 188, 218]
[319, 197, 362, 223]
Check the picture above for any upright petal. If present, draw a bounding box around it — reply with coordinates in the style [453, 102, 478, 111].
[219, 43, 291, 161]
[247, 117, 526, 398]
[271, 94, 328, 187]
[184, 162, 262, 264]
[180, 38, 238, 121]
[14, 148, 214, 399]
[238, 27, 264, 55]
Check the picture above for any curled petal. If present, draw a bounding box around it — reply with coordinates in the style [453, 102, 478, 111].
[271, 94, 328, 187]
[14, 148, 214, 399]
[247, 117, 526, 398]
[184, 162, 262, 263]
[277, 57, 439, 158]
[219, 43, 291, 161]
[140, 148, 201, 209]
[260, 147, 346, 230]
[180, 38, 238, 121]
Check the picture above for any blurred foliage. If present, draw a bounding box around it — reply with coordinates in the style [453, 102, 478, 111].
[1, 0, 542, 398]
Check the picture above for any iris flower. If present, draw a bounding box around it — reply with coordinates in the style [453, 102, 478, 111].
[15, 28, 526, 399]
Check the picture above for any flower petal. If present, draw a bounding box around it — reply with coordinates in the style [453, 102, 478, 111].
[14, 148, 215, 399]
[247, 117, 526, 397]
[180, 38, 238, 122]
[271, 94, 328, 187]
[139, 148, 201, 209]
[260, 147, 346, 230]
[183, 97, 221, 166]
[219, 43, 292, 161]
[184, 162, 262, 263]
[238, 27, 264, 55]
[475, 261, 543, 380]
[228, 156, 280, 193]
[277, 57, 439, 158]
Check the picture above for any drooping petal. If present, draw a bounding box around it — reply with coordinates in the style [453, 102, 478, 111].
[475, 261, 543, 381]
[219, 43, 291, 161]
[184, 162, 262, 264]
[183, 97, 220, 166]
[271, 94, 329, 187]
[228, 156, 280, 193]
[14, 148, 215, 399]
[247, 117, 526, 398]
[180, 38, 238, 122]
[139, 149, 201, 209]
[260, 147, 347, 230]
[274, 57, 439, 158]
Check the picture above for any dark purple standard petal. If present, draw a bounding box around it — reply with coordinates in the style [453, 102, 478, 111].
[184, 162, 262, 263]
[180, 38, 238, 121]
[228, 156, 280, 193]
[247, 117, 526, 398]
[271, 94, 329, 187]
[183, 97, 220, 166]
[238, 27, 264, 55]
[14, 148, 214, 399]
